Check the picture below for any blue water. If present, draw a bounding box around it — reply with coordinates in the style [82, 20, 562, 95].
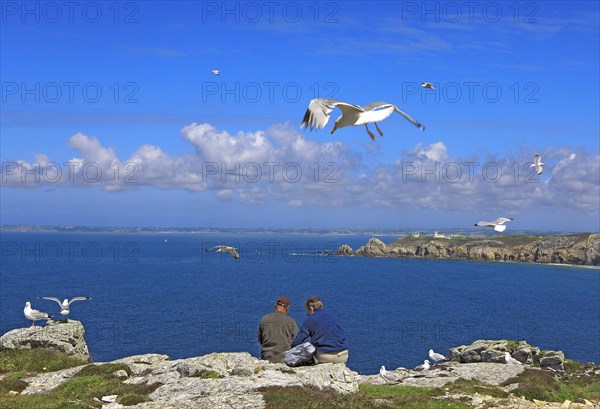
[1, 232, 599, 374]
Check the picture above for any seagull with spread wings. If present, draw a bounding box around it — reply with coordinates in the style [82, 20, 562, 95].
[530, 155, 544, 175]
[39, 296, 91, 321]
[205, 245, 240, 260]
[300, 98, 425, 140]
[474, 217, 513, 232]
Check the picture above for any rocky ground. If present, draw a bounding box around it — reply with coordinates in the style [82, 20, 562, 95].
[336, 233, 600, 266]
[1, 322, 599, 408]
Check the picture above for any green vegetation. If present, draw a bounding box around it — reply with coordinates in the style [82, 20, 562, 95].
[503, 368, 600, 402]
[0, 349, 87, 374]
[0, 350, 159, 408]
[260, 385, 469, 409]
[443, 379, 508, 398]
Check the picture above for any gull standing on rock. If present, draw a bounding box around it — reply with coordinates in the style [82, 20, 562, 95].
[24, 302, 52, 327]
[379, 365, 399, 383]
[39, 296, 91, 321]
[504, 352, 522, 365]
[414, 360, 431, 371]
[428, 349, 446, 363]
[301, 98, 425, 141]
[474, 217, 513, 233]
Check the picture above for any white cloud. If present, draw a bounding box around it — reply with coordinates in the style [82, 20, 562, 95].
[1, 123, 598, 219]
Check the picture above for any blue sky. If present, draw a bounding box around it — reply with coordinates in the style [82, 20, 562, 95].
[1, 1, 599, 230]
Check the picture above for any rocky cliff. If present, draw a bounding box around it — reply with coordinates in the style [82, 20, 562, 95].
[339, 233, 600, 265]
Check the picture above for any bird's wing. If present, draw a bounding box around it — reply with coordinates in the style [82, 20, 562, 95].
[39, 297, 63, 306]
[493, 218, 513, 224]
[474, 221, 493, 227]
[206, 245, 224, 252]
[393, 105, 426, 130]
[230, 249, 240, 259]
[300, 99, 362, 130]
[67, 296, 91, 306]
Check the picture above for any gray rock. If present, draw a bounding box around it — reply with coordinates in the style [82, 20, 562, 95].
[0, 320, 89, 361]
[336, 244, 353, 255]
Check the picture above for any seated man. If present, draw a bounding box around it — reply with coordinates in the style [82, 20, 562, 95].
[291, 296, 348, 364]
[258, 296, 298, 363]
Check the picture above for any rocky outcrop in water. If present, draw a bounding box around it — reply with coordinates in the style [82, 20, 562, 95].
[338, 233, 600, 265]
[0, 319, 89, 361]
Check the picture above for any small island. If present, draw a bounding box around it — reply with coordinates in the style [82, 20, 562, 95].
[336, 233, 600, 266]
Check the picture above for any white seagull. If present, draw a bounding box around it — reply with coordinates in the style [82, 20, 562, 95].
[24, 302, 52, 327]
[504, 352, 522, 365]
[39, 296, 91, 321]
[428, 349, 446, 363]
[300, 98, 425, 141]
[421, 82, 435, 90]
[212, 69, 220, 75]
[530, 155, 544, 175]
[414, 360, 431, 371]
[474, 217, 513, 233]
[205, 245, 240, 260]
[379, 365, 399, 383]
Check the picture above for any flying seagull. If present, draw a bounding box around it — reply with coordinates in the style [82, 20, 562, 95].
[212, 69, 220, 75]
[205, 245, 240, 260]
[379, 365, 399, 383]
[530, 155, 544, 175]
[428, 349, 446, 363]
[39, 296, 91, 321]
[414, 360, 431, 371]
[474, 217, 513, 233]
[504, 352, 522, 365]
[300, 98, 425, 141]
[24, 302, 52, 327]
[421, 82, 435, 90]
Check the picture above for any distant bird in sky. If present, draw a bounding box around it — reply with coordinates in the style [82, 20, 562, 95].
[205, 245, 240, 260]
[414, 360, 431, 371]
[474, 217, 513, 233]
[39, 296, 91, 321]
[300, 98, 425, 141]
[504, 352, 522, 365]
[379, 365, 399, 383]
[24, 302, 52, 326]
[212, 69, 220, 75]
[421, 82, 435, 90]
[530, 155, 544, 175]
[428, 349, 446, 363]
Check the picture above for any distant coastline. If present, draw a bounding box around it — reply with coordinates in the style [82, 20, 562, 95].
[336, 234, 600, 266]
[1, 224, 594, 237]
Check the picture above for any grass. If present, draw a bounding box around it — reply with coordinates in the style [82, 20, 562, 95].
[0, 349, 160, 408]
[260, 385, 470, 409]
[0, 349, 87, 374]
[444, 379, 508, 398]
[502, 368, 600, 403]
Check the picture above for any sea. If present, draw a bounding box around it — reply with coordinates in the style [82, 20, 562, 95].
[1, 231, 598, 375]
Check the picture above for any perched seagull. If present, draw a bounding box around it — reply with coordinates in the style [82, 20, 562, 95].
[530, 155, 544, 175]
[379, 365, 399, 383]
[504, 352, 522, 365]
[414, 360, 431, 371]
[24, 302, 52, 327]
[428, 349, 446, 363]
[205, 245, 240, 260]
[39, 296, 91, 321]
[474, 217, 513, 233]
[300, 98, 425, 141]
[421, 82, 435, 90]
[212, 69, 220, 75]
